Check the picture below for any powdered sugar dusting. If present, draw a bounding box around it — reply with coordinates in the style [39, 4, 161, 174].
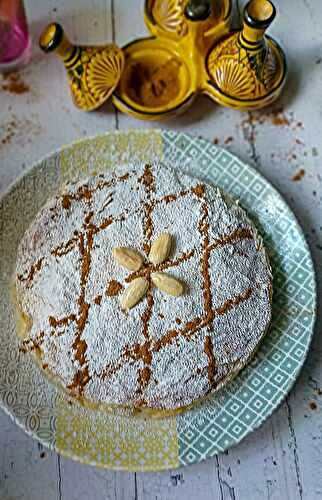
[16, 162, 272, 411]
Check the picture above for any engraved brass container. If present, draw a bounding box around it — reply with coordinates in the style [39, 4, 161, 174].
[39, 0, 286, 118]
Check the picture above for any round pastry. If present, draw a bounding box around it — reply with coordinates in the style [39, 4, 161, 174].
[15, 162, 272, 413]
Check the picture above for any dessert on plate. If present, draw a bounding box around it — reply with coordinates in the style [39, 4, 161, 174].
[15, 162, 272, 414]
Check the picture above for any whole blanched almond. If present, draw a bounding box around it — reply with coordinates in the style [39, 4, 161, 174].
[149, 233, 172, 265]
[120, 277, 149, 310]
[151, 272, 184, 297]
[113, 247, 143, 271]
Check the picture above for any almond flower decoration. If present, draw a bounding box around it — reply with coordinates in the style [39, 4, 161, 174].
[113, 233, 184, 310]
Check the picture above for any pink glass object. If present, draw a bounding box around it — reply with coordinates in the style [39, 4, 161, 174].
[0, 0, 31, 71]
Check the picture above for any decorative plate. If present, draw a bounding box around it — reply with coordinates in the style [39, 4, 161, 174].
[0, 130, 316, 471]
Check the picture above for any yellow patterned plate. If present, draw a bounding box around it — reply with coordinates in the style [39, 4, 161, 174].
[0, 130, 316, 470]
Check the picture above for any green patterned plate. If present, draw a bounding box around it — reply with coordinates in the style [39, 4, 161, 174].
[0, 130, 316, 471]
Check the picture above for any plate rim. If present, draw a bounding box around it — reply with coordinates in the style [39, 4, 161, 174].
[0, 129, 317, 471]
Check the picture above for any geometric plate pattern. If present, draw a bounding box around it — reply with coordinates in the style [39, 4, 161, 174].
[0, 130, 316, 471]
[162, 130, 316, 465]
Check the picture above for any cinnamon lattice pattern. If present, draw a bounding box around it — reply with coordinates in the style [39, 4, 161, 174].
[17, 163, 258, 405]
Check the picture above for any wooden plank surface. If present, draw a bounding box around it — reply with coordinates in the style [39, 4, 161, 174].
[1, 0, 322, 499]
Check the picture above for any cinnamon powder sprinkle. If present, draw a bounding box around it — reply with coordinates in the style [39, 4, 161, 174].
[153, 288, 253, 352]
[1, 72, 29, 94]
[84, 211, 94, 224]
[272, 113, 290, 127]
[142, 201, 155, 251]
[204, 335, 216, 383]
[138, 366, 151, 388]
[215, 287, 252, 316]
[292, 169, 305, 182]
[20, 331, 44, 352]
[61, 195, 71, 210]
[240, 106, 302, 132]
[68, 223, 96, 391]
[199, 203, 213, 323]
[51, 235, 78, 257]
[17, 258, 44, 284]
[99, 216, 113, 230]
[106, 280, 123, 296]
[94, 295, 102, 305]
[72, 338, 87, 366]
[139, 164, 155, 192]
[68, 366, 90, 394]
[185, 318, 202, 332]
[191, 184, 205, 198]
[140, 164, 155, 256]
[115, 164, 158, 401]
[139, 278, 154, 392]
[131, 341, 152, 365]
[154, 330, 178, 352]
[162, 193, 179, 204]
[162, 185, 204, 204]
[48, 314, 76, 327]
[61, 174, 131, 211]
[141, 291, 154, 340]
[1, 122, 15, 145]
[76, 301, 90, 335]
[210, 227, 253, 250]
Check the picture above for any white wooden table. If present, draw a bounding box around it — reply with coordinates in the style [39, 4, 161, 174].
[1, 1, 321, 498]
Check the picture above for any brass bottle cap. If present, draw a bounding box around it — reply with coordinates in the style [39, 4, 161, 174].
[39, 23, 64, 53]
[184, 0, 211, 22]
